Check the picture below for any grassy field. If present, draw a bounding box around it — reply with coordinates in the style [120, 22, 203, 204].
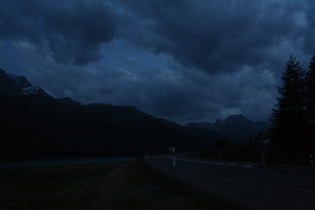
[0, 159, 250, 210]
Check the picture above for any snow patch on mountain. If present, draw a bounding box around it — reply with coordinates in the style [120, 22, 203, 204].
[8, 74, 32, 88]
[21, 86, 42, 95]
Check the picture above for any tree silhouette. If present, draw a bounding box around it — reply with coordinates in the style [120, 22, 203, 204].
[269, 55, 307, 148]
[305, 54, 315, 122]
[270, 55, 306, 128]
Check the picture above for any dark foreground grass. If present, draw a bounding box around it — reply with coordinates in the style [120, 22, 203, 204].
[0, 159, 249, 210]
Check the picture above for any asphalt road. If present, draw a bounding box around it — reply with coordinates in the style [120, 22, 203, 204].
[145, 155, 315, 210]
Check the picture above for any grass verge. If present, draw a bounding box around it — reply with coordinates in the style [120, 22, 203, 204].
[0, 159, 250, 209]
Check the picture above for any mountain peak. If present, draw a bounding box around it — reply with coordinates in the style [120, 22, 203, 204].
[0, 69, 51, 97]
[8, 74, 32, 89]
[57, 97, 81, 105]
[225, 114, 251, 123]
[185, 114, 269, 143]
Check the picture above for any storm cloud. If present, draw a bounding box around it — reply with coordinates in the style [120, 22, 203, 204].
[1, 0, 314, 124]
[0, 0, 117, 65]
[119, 0, 314, 74]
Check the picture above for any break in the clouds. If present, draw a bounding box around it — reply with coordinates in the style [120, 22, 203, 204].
[1, 0, 315, 124]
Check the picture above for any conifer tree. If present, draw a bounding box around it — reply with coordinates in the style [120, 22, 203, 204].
[305, 54, 315, 122]
[270, 55, 306, 128]
[269, 55, 306, 147]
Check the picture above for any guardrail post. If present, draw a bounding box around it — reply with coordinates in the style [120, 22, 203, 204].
[173, 150, 176, 166]
[262, 154, 266, 166]
[169, 146, 176, 166]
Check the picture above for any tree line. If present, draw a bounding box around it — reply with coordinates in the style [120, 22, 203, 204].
[269, 54, 315, 152]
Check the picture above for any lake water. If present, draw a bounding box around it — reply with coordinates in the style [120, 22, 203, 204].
[0, 156, 138, 168]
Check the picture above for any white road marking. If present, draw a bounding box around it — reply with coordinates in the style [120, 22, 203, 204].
[171, 157, 315, 194]
[176, 158, 253, 169]
[209, 170, 315, 194]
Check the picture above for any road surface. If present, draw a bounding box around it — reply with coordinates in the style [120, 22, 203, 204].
[145, 155, 315, 210]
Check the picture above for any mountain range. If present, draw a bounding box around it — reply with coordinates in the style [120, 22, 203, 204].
[0, 69, 223, 158]
[186, 115, 270, 143]
[0, 70, 51, 97]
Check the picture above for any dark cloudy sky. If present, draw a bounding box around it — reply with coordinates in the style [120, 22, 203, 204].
[1, 0, 315, 124]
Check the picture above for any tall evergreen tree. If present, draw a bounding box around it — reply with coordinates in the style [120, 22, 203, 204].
[269, 55, 307, 148]
[270, 55, 306, 128]
[305, 54, 315, 122]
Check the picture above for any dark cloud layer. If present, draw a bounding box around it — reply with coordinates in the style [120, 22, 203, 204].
[119, 0, 314, 74]
[1, 0, 314, 124]
[0, 0, 116, 65]
[1, 0, 313, 70]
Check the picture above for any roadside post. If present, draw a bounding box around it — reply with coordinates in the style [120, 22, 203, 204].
[144, 151, 149, 159]
[262, 153, 266, 166]
[261, 141, 266, 166]
[169, 147, 176, 166]
[255, 129, 270, 167]
[310, 154, 313, 166]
